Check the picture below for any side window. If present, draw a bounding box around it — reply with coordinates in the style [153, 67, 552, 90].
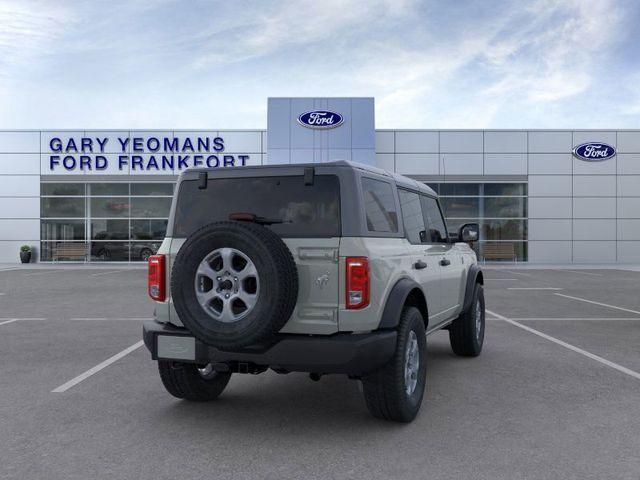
[398, 189, 426, 244]
[421, 196, 448, 243]
[361, 178, 398, 233]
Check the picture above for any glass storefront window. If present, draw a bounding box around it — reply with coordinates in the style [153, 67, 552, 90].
[90, 197, 130, 218]
[445, 218, 477, 234]
[41, 198, 85, 217]
[478, 241, 527, 262]
[131, 219, 168, 240]
[91, 219, 129, 240]
[484, 183, 527, 196]
[91, 242, 130, 261]
[484, 197, 527, 218]
[130, 197, 172, 218]
[131, 183, 174, 196]
[89, 183, 129, 196]
[482, 219, 527, 240]
[41, 219, 85, 240]
[41, 183, 85, 196]
[439, 183, 480, 196]
[131, 241, 161, 261]
[440, 197, 480, 218]
[41, 181, 175, 262]
[429, 182, 527, 262]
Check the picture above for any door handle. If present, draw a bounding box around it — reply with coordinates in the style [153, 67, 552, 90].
[439, 258, 451, 266]
[413, 260, 428, 270]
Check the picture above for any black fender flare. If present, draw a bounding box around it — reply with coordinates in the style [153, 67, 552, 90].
[377, 278, 426, 330]
[461, 264, 484, 313]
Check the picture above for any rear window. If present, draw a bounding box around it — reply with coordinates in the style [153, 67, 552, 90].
[173, 175, 341, 238]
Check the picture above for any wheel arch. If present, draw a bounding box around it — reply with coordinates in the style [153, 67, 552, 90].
[378, 278, 429, 330]
[462, 264, 483, 313]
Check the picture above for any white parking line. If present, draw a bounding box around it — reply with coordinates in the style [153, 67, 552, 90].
[561, 270, 603, 277]
[487, 317, 640, 321]
[508, 287, 563, 290]
[51, 340, 144, 393]
[23, 271, 57, 276]
[487, 309, 640, 381]
[0, 292, 5, 295]
[505, 270, 533, 277]
[0, 267, 22, 272]
[0, 318, 47, 325]
[68, 317, 151, 321]
[554, 293, 640, 315]
[91, 270, 126, 277]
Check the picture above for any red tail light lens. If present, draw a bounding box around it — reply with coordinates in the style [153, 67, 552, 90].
[346, 257, 369, 309]
[148, 255, 166, 301]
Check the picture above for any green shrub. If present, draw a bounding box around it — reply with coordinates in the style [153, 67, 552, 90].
[20, 245, 31, 252]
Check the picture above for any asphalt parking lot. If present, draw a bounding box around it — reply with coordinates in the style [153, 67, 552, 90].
[1, 265, 639, 479]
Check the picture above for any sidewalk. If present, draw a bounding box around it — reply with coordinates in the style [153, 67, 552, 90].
[0, 263, 146, 270]
[482, 263, 640, 271]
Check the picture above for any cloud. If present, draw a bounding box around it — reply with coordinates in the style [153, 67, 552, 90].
[481, 0, 623, 101]
[0, 1, 74, 71]
[0, 0, 637, 128]
[191, 0, 414, 68]
[372, 0, 632, 127]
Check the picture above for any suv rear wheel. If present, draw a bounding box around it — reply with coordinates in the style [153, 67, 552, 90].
[449, 283, 485, 356]
[158, 360, 232, 401]
[362, 306, 427, 422]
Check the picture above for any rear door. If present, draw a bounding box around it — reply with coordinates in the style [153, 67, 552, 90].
[398, 189, 442, 321]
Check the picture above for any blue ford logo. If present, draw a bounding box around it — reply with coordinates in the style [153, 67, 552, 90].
[573, 142, 616, 161]
[297, 110, 344, 129]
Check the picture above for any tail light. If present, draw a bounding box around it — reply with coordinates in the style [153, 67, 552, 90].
[148, 255, 166, 301]
[346, 257, 369, 309]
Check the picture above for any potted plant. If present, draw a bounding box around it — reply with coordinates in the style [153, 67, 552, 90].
[20, 245, 32, 264]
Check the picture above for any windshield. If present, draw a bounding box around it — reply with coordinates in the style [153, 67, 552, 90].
[173, 175, 341, 238]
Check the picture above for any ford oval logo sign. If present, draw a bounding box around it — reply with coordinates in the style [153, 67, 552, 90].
[297, 110, 344, 129]
[573, 142, 616, 162]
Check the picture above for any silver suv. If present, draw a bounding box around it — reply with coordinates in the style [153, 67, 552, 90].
[143, 161, 485, 422]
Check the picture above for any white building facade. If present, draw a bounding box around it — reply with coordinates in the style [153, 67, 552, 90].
[1, 98, 638, 264]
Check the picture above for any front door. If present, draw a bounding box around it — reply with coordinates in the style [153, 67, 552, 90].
[420, 195, 461, 323]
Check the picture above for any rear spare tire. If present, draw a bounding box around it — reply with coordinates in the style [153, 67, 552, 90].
[171, 221, 298, 350]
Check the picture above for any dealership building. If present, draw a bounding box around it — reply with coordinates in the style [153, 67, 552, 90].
[0, 97, 639, 264]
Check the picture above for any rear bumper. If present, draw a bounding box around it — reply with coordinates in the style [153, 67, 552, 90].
[143, 320, 397, 375]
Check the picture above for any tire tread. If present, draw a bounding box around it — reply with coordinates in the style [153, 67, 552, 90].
[449, 283, 484, 357]
[362, 306, 426, 422]
[171, 221, 299, 350]
[158, 361, 231, 401]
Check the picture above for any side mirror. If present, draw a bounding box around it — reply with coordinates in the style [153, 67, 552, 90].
[419, 230, 427, 243]
[459, 223, 479, 243]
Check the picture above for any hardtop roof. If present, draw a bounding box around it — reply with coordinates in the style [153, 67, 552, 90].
[187, 160, 437, 196]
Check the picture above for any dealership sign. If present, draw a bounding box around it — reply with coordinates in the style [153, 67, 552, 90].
[46, 135, 250, 173]
[572, 142, 616, 162]
[297, 110, 344, 129]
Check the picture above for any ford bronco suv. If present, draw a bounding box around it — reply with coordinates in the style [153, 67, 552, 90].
[143, 161, 484, 422]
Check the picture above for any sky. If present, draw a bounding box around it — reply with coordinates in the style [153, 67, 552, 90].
[0, 0, 638, 129]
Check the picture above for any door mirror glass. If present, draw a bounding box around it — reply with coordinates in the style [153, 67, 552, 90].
[459, 223, 479, 243]
[419, 230, 427, 243]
